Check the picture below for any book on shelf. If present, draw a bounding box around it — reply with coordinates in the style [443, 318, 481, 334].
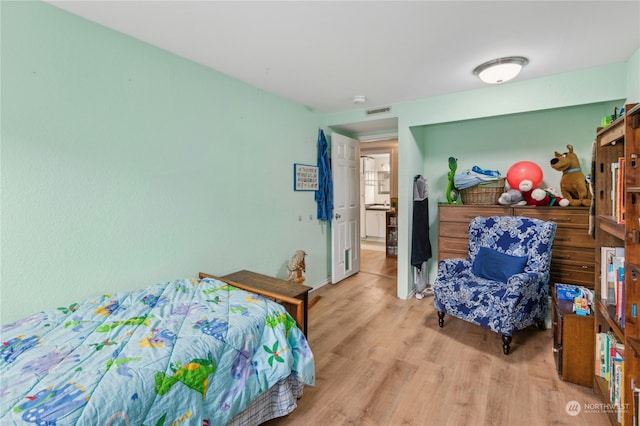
[615, 252, 626, 326]
[596, 331, 624, 382]
[596, 332, 606, 378]
[612, 161, 619, 218]
[611, 158, 626, 223]
[612, 356, 625, 424]
[598, 331, 625, 422]
[601, 246, 625, 313]
[611, 356, 622, 418]
[618, 157, 626, 224]
[602, 246, 615, 302]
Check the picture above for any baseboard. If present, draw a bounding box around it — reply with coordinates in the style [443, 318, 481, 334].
[310, 278, 331, 292]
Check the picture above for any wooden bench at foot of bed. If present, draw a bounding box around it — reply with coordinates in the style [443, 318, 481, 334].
[199, 270, 312, 336]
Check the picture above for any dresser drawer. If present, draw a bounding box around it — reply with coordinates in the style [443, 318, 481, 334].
[552, 246, 594, 266]
[551, 264, 595, 287]
[438, 205, 510, 222]
[553, 227, 594, 249]
[513, 206, 591, 228]
[438, 237, 468, 259]
[439, 221, 470, 238]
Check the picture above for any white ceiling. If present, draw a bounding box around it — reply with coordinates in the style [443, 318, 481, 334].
[47, 0, 639, 121]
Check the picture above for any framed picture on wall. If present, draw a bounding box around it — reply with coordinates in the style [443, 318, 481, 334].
[294, 163, 319, 191]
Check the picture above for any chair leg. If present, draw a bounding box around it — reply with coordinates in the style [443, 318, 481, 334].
[502, 335, 512, 355]
[437, 311, 445, 328]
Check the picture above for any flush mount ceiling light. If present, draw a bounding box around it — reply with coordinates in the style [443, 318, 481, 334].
[473, 56, 529, 84]
[353, 95, 366, 104]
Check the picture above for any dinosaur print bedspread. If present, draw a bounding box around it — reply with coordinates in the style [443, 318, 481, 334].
[0, 277, 315, 425]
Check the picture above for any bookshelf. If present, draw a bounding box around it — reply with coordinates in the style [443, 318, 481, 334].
[385, 210, 398, 257]
[593, 103, 639, 426]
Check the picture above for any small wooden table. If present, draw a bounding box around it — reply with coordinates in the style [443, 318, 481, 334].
[215, 270, 312, 336]
[552, 289, 594, 387]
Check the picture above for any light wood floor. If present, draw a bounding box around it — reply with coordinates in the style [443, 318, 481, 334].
[266, 250, 609, 426]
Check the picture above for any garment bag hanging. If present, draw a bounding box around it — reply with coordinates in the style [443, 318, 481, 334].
[411, 175, 432, 296]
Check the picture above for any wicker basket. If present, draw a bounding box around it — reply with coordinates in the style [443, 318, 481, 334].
[459, 178, 505, 205]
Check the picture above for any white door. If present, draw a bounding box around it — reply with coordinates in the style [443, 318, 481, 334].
[359, 174, 366, 239]
[331, 133, 360, 283]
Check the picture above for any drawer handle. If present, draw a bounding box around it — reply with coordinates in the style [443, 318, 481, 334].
[555, 254, 571, 259]
[550, 217, 572, 222]
[555, 237, 570, 242]
[552, 348, 559, 353]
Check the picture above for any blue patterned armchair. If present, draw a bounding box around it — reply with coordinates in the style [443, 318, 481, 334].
[433, 215, 557, 354]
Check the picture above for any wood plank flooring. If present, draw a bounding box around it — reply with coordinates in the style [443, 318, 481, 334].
[266, 249, 609, 426]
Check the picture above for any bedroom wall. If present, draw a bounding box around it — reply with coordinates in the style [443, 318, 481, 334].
[3, 3, 638, 323]
[627, 49, 640, 102]
[1, 2, 329, 323]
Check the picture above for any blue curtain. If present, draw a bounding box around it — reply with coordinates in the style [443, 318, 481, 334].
[315, 129, 333, 222]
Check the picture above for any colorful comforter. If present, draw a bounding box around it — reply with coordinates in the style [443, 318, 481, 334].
[0, 277, 315, 425]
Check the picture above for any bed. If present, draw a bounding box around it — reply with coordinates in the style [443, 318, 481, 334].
[0, 273, 315, 425]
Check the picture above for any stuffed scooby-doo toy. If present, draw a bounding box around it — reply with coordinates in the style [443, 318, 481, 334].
[550, 144, 591, 207]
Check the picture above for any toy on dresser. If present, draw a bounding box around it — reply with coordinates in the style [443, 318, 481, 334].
[498, 161, 569, 207]
[550, 144, 592, 207]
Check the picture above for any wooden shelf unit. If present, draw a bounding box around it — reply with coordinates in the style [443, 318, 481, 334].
[385, 210, 398, 257]
[592, 103, 640, 426]
[552, 289, 595, 387]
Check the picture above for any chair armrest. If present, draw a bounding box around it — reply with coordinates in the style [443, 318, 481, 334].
[437, 258, 472, 274]
[505, 272, 547, 296]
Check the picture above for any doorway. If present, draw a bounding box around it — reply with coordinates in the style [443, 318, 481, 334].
[359, 139, 398, 267]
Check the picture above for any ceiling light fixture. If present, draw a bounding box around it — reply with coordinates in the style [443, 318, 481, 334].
[353, 95, 366, 104]
[473, 56, 528, 84]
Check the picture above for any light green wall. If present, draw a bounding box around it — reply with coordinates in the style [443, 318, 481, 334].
[2, 1, 639, 321]
[627, 49, 640, 102]
[1, 2, 328, 323]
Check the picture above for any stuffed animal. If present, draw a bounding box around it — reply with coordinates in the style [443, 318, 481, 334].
[550, 144, 592, 207]
[521, 186, 570, 207]
[497, 188, 526, 206]
[499, 181, 569, 207]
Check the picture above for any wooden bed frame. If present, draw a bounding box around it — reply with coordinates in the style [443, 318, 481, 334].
[199, 272, 306, 333]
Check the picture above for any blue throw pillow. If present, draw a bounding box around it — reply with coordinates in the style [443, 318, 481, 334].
[471, 247, 528, 283]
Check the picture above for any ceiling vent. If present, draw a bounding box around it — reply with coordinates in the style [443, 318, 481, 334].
[365, 106, 391, 116]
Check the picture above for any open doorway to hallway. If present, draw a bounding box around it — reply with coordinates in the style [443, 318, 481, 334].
[359, 138, 398, 265]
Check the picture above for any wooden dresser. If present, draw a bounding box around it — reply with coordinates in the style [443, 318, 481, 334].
[438, 204, 594, 287]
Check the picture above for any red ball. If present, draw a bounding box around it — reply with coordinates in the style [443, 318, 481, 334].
[506, 161, 543, 190]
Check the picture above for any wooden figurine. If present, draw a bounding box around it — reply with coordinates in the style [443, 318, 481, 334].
[287, 250, 320, 309]
[287, 250, 307, 284]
